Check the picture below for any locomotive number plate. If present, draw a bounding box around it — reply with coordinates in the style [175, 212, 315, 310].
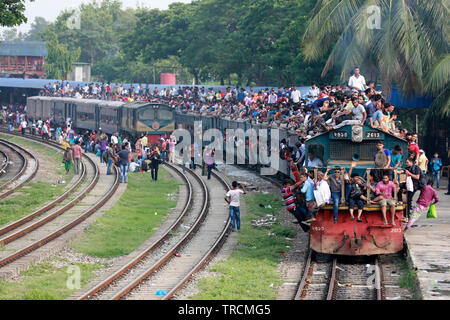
[365, 131, 382, 139]
[332, 131, 349, 139]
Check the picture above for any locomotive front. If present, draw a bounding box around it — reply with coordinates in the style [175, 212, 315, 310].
[305, 125, 408, 256]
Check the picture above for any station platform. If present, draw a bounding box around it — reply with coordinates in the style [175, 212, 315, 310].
[404, 177, 450, 300]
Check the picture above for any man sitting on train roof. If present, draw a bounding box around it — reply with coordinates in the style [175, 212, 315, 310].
[326, 96, 367, 131]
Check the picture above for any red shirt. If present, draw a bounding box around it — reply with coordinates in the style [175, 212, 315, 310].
[408, 143, 420, 157]
[376, 181, 396, 199]
[72, 145, 82, 159]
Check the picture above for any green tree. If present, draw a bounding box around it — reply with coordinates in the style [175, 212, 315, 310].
[44, 0, 136, 65]
[25, 17, 49, 41]
[46, 34, 81, 80]
[0, 0, 32, 27]
[0, 27, 25, 41]
[302, 0, 450, 97]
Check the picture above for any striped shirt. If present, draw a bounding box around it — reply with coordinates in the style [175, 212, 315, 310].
[281, 187, 296, 211]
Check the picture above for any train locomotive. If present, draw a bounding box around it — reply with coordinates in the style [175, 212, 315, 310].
[305, 125, 408, 256]
[26, 96, 175, 144]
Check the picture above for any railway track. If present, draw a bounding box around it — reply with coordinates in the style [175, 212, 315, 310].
[295, 250, 384, 300]
[0, 138, 39, 199]
[76, 165, 231, 300]
[0, 149, 9, 178]
[0, 132, 120, 279]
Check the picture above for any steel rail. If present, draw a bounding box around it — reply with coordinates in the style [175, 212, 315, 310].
[0, 139, 39, 199]
[109, 166, 211, 300]
[375, 257, 383, 300]
[294, 249, 313, 300]
[77, 162, 194, 300]
[0, 133, 93, 239]
[326, 258, 338, 300]
[0, 150, 9, 177]
[0, 132, 120, 268]
[0, 140, 25, 191]
[0, 161, 87, 245]
[161, 170, 232, 300]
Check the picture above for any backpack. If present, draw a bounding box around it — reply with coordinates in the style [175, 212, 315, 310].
[102, 150, 109, 162]
[417, 167, 427, 190]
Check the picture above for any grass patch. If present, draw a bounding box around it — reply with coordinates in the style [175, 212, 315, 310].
[0, 135, 73, 226]
[0, 261, 104, 300]
[0, 181, 70, 226]
[398, 259, 420, 300]
[192, 193, 296, 300]
[71, 169, 180, 258]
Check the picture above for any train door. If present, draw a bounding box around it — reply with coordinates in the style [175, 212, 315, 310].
[72, 104, 77, 128]
[95, 105, 100, 130]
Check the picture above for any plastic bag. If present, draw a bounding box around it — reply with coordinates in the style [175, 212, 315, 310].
[427, 204, 437, 219]
[406, 176, 414, 192]
[314, 189, 326, 208]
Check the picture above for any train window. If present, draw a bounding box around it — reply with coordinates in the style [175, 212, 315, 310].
[100, 115, 117, 125]
[139, 109, 155, 121]
[307, 144, 325, 167]
[54, 102, 65, 118]
[157, 109, 173, 121]
[77, 112, 94, 121]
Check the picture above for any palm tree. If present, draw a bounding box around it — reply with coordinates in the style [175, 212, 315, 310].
[426, 54, 450, 118]
[302, 0, 449, 107]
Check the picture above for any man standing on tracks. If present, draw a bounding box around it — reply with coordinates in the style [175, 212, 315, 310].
[149, 146, 162, 182]
[117, 143, 131, 184]
[72, 140, 83, 175]
[99, 131, 108, 164]
[225, 181, 247, 232]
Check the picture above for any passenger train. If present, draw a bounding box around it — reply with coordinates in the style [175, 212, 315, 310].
[26, 96, 175, 145]
[26, 96, 408, 256]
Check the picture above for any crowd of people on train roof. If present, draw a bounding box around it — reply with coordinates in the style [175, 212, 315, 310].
[33, 67, 405, 140]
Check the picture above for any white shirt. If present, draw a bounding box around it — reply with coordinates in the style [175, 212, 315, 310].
[226, 189, 244, 207]
[291, 90, 302, 103]
[130, 162, 139, 172]
[308, 87, 320, 100]
[111, 135, 119, 145]
[317, 180, 331, 204]
[348, 75, 367, 91]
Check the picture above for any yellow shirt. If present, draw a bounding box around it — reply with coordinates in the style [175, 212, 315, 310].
[141, 136, 148, 147]
[418, 154, 428, 172]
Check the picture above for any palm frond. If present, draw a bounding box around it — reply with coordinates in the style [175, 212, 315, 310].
[425, 54, 450, 95]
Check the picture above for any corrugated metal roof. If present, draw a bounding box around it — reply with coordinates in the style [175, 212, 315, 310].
[0, 41, 47, 57]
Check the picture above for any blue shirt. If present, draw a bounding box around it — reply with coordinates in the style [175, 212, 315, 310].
[311, 98, 329, 113]
[391, 152, 402, 167]
[431, 158, 442, 172]
[365, 102, 377, 119]
[302, 181, 315, 202]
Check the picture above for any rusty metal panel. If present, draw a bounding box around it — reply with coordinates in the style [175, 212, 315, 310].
[310, 209, 404, 256]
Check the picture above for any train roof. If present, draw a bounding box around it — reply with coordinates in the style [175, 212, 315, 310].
[27, 96, 172, 110]
[27, 96, 125, 108]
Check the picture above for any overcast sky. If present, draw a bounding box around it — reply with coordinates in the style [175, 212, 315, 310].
[3, 0, 192, 33]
